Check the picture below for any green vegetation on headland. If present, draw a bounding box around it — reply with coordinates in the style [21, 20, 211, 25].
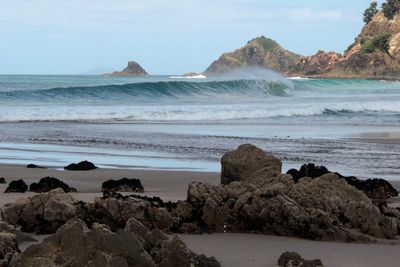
[204, 0, 400, 80]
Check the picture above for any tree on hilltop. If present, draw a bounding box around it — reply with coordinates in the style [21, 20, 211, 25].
[363, 1, 378, 23]
[382, 0, 400, 20]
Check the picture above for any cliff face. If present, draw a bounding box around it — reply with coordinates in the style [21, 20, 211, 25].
[204, 10, 400, 79]
[205, 37, 302, 75]
[111, 61, 148, 76]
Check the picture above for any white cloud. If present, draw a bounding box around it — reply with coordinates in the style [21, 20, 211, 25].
[0, 0, 347, 34]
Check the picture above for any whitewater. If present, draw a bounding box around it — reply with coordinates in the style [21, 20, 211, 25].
[0, 74, 400, 124]
[1, 73, 400, 180]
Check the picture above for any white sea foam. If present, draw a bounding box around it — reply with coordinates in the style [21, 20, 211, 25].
[1, 99, 400, 122]
[169, 74, 207, 79]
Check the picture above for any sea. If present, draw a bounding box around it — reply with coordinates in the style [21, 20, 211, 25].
[0, 71, 400, 180]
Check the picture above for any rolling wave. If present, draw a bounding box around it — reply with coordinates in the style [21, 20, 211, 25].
[0, 79, 292, 104]
[0, 76, 400, 123]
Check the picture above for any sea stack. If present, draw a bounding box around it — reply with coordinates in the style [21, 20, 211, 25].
[111, 61, 148, 76]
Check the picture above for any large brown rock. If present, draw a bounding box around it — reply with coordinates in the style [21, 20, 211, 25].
[221, 144, 282, 185]
[11, 219, 220, 267]
[184, 171, 399, 241]
[1, 189, 77, 234]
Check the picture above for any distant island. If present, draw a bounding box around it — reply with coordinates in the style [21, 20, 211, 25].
[204, 3, 400, 80]
[109, 60, 148, 76]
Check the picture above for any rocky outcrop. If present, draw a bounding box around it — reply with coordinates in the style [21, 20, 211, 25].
[221, 144, 282, 185]
[29, 177, 77, 193]
[64, 160, 97, 171]
[0, 178, 6, 184]
[287, 163, 398, 199]
[4, 180, 27, 193]
[205, 36, 301, 76]
[185, 173, 398, 241]
[1, 189, 78, 234]
[111, 61, 148, 76]
[278, 252, 323, 267]
[102, 178, 144, 193]
[204, 5, 400, 80]
[10, 219, 220, 267]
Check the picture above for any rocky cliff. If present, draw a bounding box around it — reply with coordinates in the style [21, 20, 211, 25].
[204, 6, 400, 79]
[205, 37, 301, 76]
[111, 61, 148, 76]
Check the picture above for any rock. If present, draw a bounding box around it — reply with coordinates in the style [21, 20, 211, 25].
[0, 233, 19, 259]
[29, 177, 77, 193]
[287, 163, 398, 199]
[184, 168, 397, 241]
[4, 180, 27, 193]
[83, 193, 175, 232]
[221, 144, 282, 185]
[12, 219, 220, 267]
[0, 222, 36, 244]
[102, 178, 144, 193]
[64, 160, 97, 171]
[340, 175, 398, 199]
[0, 178, 5, 184]
[278, 251, 323, 267]
[26, 164, 45, 169]
[1, 188, 78, 233]
[204, 36, 302, 75]
[111, 61, 148, 76]
[11, 219, 155, 267]
[287, 163, 329, 183]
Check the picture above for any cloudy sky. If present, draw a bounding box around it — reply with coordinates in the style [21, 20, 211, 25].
[0, 0, 384, 74]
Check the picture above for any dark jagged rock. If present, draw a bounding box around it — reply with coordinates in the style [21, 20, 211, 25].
[26, 164, 45, 169]
[287, 163, 398, 199]
[338, 174, 398, 200]
[29, 177, 77, 193]
[278, 251, 324, 267]
[4, 180, 27, 193]
[111, 61, 148, 76]
[102, 178, 144, 193]
[64, 160, 97, 171]
[10, 219, 221, 267]
[287, 163, 329, 183]
[0, 178, 6, 184]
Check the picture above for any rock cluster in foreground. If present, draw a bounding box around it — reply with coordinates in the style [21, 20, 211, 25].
[0, 144, 399, 265]
[8, 219, 219, 267]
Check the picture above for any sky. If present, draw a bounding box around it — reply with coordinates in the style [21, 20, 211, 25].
[0, 0, 386, 75]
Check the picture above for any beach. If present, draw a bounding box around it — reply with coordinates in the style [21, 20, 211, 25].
[0, 164, 399, 266]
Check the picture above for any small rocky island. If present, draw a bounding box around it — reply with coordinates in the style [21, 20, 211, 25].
[110, 61, 148, 76]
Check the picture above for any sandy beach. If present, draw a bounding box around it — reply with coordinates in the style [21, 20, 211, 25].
[0, 163, 399, 267]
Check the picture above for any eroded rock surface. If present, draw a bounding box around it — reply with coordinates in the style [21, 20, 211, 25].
[221, 144, 282, 185]
[1, 189, 77, 234]
[10, 219, 220, 267]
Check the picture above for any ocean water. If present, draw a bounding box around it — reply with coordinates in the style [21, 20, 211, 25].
[0, 73, 400, 179]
